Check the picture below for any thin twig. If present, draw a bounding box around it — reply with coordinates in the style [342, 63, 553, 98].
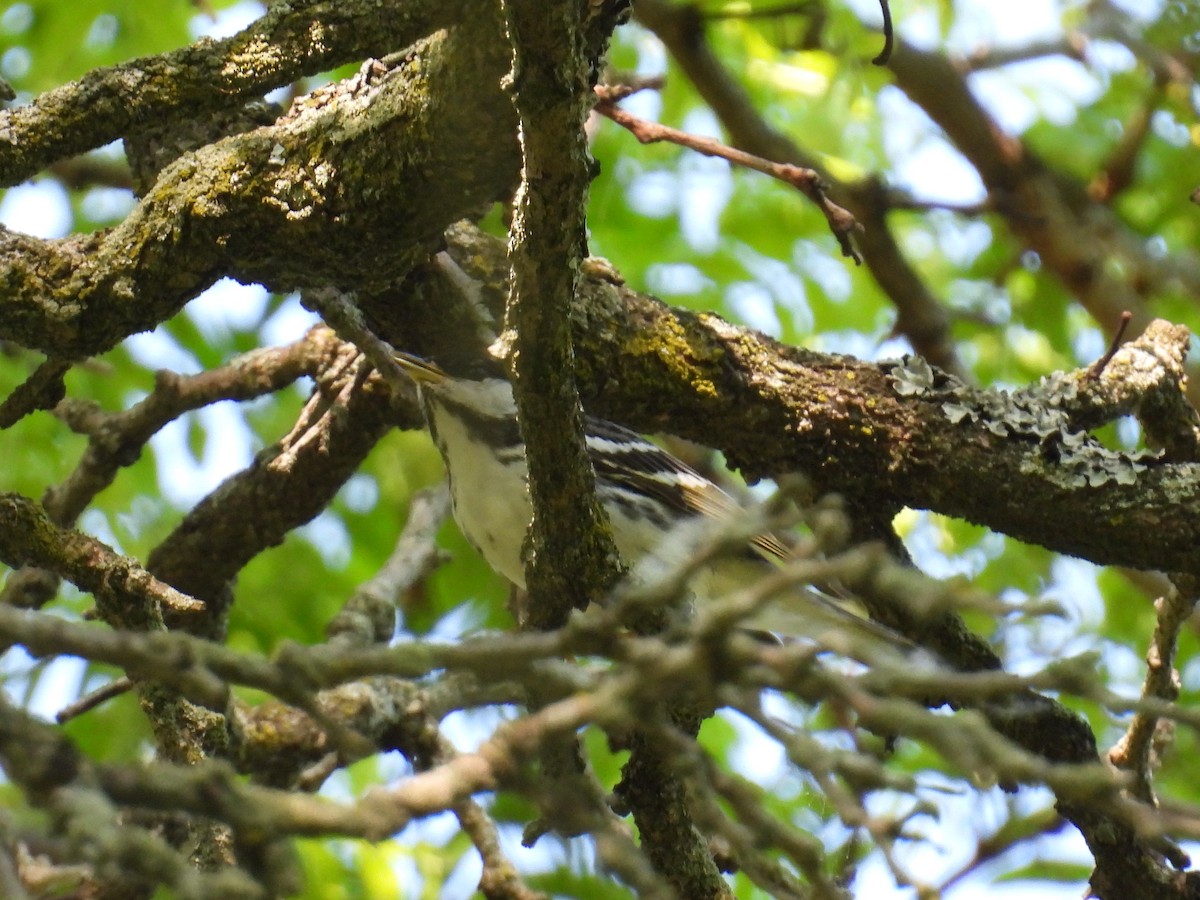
[1089, 83, 1162, 203]
[958, 33, 1088, 73]
[0, 358, 70, 429]
[56, 676, 134, 724]
[872, 0, 894, 66]
[703, 2, 815, 21]
[326, 484, 450, 647]
[596, 76, 663, 103]
[594, 86, 864, 263]
[883, 193, 995, 217]
[432, 727, 546, 900]
[301, 287, 419, 405]
[1, 331, 330, 614]
[1087, 310, 1133, 379]
[938, 807, 1064, 894]
[1107, 579, 1197, 805]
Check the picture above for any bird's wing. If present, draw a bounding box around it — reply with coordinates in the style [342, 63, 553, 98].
[584, 417, 791, 560]
[585, 418, 915, 658]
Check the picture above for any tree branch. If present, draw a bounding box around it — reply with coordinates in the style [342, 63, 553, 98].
[431, 224, 1200, 579]
[884, 35, 1200, 381]
[594, 86, 863, 263]
[0, 0, 466, 187]
[632, 0, 964, 375]
[0, 20, 518, 359]
[498, 0, 622, 627]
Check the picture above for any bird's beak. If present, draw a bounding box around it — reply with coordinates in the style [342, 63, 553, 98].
[393, 351, 448, 386]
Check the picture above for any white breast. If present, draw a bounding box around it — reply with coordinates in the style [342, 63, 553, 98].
[426, 402, 533, 588]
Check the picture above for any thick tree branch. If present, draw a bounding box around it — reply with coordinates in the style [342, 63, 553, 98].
[0, 493, 199, 631]
[497, 7, 718, 896]
[0, 19, 517, 359]
[433, 225, 1200, 579]
[0, 0, 465, 186]
[499, 0, 621, 626]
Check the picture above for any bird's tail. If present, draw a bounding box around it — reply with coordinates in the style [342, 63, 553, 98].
[695, 555, 918, 664]
[625, 516, 923, 665]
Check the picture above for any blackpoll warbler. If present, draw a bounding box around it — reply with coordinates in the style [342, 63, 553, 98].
[394, 351, 907, 657]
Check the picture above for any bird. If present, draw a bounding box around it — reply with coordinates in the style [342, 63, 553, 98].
[392, 350, 910, 659]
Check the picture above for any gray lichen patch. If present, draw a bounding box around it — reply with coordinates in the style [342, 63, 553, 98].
[888, 357, 1157, 489]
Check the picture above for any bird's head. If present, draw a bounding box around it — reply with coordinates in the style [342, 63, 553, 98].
[393, 350, 517, 423]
